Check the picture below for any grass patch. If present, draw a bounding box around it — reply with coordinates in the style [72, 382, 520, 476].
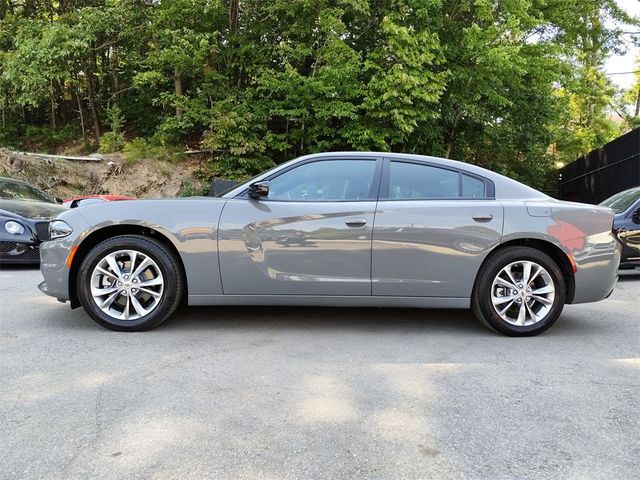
[123, 138, 186, 164]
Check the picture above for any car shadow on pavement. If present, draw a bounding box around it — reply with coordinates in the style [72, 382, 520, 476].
[155, 304, 612, 337]
[166, 305, 490, 335]
[0, 263, 40, 270]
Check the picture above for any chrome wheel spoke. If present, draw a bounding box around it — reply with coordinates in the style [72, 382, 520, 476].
[494, 276, 517, 290]
[137, 277, 163, 288]
[504, 266, 519, 288]
[138, 287, 162, 298]
[96, 266, 119, 280]
[517, 302, 527, 325]
[122, 295, 131, 320]
[131, 257, 153, 280]
[532, 285, 554, 295]
[100, 291, 120, 309]
[521, 262, 532, 286]
[527, 266, 542, 286]
[491, 260, 555, 327]
[104, 256, 123, 279]
[498, 299, 516, 316]
[492, 294, 517, 305]
[90, 249, 164, 321]
[91, 285, 120, 297]
[532, 294, 553, 306]
[130, 294, 149, 317]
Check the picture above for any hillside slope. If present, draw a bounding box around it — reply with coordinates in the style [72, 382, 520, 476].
[0, 149, 207, 200]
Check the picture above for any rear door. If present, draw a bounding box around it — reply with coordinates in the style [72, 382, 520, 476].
[218, 157, 382, 295]
[372, 159, 503, 298]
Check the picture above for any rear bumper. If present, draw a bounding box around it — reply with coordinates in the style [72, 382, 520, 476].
[571, 230, 622, 304]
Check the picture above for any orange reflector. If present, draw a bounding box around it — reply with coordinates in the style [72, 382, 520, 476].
[567, 252, 577, 273]
[66, 245, 78, 269]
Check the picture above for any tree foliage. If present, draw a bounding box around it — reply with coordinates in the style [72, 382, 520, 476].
[0, 0, 638, 187]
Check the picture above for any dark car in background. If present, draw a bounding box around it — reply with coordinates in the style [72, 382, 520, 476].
[600, 186, 640, 269]
[0, 177, 66, 264]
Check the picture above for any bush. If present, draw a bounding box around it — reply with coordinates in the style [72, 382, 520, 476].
[179, 179, 208, 197]
[123, 137, 185, 164]
[22, 125, 80, 152]
[98, 132, 126, 153]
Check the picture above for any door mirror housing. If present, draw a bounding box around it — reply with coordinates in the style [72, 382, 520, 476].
[248, 181, 269, 199]
[632, 207, 640, 224]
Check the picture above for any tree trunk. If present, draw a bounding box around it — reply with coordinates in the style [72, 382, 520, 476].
[174, 66, 183, 117]
[113, 45, 120, 95]
[84, 64, 101, 140]
[229, 0, 239, 34]
[635, 85, 640, 117]
[444, 111, 461, 159]
[75, 87, 86, 138]
[50, 81, 57, 129]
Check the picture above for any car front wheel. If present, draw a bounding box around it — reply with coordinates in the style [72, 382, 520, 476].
[77, 235, 184, 331]
[472, 246, 566, 336]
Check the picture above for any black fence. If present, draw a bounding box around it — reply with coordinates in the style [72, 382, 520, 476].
[557, 128, 640, 204]
[209, 178, 239, 197]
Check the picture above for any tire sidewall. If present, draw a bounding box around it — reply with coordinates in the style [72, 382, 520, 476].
[78, 236, 181, 331]
[474, 248, 566, 336]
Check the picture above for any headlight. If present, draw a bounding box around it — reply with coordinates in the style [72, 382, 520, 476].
[4, 220, 25, 235]
[49, 220, 73, 239]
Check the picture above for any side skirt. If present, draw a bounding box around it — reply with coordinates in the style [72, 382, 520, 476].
[188, 295, 470, 309]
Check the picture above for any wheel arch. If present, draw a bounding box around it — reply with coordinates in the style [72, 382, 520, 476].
[477, 238, 576, 303]
[68, 224, 187, 308]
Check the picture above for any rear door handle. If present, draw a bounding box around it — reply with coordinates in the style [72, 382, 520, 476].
[345, 217, 367, 227]
[472, 214, 493, 223]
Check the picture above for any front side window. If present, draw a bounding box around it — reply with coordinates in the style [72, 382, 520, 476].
[267, 160, 376, 201]
[387, 162, 459, 199]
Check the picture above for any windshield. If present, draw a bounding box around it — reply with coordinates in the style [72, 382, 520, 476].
[0, 178, 55, 203]
[599, 187, 640, 214]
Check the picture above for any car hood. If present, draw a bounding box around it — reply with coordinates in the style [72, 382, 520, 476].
[0, 199, 66, 220]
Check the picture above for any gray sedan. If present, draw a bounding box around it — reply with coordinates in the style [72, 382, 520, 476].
[38, 152, 621, 335]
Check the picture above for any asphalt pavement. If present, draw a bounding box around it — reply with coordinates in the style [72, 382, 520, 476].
[1, 266, 639, 480]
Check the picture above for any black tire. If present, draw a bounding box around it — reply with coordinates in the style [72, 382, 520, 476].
[77, 235, 184, 331]
[471, 246, 566, 336]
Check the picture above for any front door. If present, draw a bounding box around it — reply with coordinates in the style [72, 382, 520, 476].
[218, 158, 381, 295]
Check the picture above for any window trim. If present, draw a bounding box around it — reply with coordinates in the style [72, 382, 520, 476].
[378, 158, 495, 201]
[235, 156, 384, 203]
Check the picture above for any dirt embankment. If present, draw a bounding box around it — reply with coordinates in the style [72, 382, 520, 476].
[0, 149, 208, 199]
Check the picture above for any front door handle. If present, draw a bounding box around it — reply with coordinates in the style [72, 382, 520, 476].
[345, 217, 367, 227]
[472, 214, 493, 222]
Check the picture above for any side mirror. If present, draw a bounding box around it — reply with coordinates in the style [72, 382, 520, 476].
[248, 181, 269, 199]
[55, 197, 63, 204]
[632, 208, 640, 224]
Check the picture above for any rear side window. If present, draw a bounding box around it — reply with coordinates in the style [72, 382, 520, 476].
[387, 162, 459, 199]
[462, 174, 485, 198]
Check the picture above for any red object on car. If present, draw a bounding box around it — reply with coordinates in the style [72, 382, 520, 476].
[63, 195, 135, 208]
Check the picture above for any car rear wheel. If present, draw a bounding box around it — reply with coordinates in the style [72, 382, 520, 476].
[472, 246, 566, 336]
[77, 235, 184, 331]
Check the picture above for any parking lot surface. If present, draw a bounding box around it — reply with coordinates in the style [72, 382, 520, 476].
[1, 267, 639, 480]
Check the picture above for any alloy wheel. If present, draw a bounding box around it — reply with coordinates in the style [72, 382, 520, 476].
[490, 260, 555, 326]
[90, 249, 164, 321]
